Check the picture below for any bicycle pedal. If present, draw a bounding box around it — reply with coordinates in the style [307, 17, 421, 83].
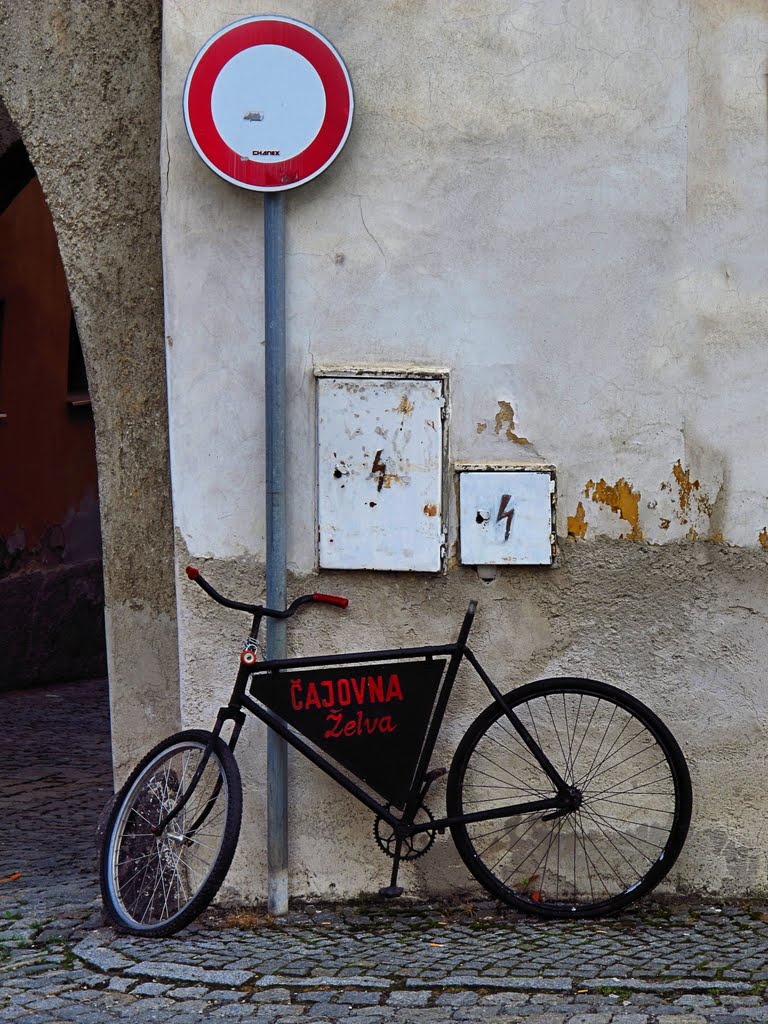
[378, 885, 404, 899]
[421, 767, 448, 799]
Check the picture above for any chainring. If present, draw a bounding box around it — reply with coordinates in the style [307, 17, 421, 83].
[373, 803, 436, 861]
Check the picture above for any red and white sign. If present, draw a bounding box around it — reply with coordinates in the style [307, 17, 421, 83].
[184, 16, 353, 192]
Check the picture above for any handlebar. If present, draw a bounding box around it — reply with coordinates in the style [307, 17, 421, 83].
[185, 565, 348, 618]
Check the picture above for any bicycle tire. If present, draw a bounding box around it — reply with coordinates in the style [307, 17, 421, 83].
[100, 729, 242, 936]
[447, 678, 691, 918]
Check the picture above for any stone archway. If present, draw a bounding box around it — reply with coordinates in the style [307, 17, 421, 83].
[0, 1, 179, 779]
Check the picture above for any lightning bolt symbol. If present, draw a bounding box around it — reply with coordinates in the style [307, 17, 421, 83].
[496, 494, 514, 541]
[372, 449, 387, 492]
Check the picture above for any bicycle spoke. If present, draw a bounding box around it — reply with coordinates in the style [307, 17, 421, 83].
[543, 694, 574, 783]
[590, 759, 672, 802]
[572, 809, 616, 898]
[583, 731, 660, 789]
[470, 731, 555, 790]
[574, 808, 648, 890]
[470, 810, 549, 861]
[581, 804, 663, 861]
[506, 814, 568, 899]
[594, 795, 675, 817]
[466, 748, 543, 796]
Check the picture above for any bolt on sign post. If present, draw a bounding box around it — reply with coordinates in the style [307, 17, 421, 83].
[183, 15, 354, 915]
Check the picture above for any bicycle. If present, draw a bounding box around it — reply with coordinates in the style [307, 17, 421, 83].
[99, 566, 692, 937]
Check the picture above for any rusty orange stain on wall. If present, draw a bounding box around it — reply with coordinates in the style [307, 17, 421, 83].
[397, 395, 415, 416]
[567, 501, 588, 540]
[585, 478, 643, 541]
[672, 460, 696, 513]
[423, 503, 438, 517]
[671, 460, 702, 522]
[672, 460, 714, 518]
[760, 528, 768, 550]
[663, 460, 714, 533]
[494, 401, 529, 445]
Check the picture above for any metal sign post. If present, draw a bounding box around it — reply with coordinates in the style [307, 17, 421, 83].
[184, 15, 354, 915]
[264, 191, 288, 912]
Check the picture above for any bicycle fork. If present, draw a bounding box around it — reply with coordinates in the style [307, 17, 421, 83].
[153, 705, 246, 837]
[153, 654, 256, 838]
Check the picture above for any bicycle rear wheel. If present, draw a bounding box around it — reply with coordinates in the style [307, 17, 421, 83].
[447, 678, 691, 918]
[100, 729, 242, 936]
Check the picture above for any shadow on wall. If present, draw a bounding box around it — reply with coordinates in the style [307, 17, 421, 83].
[0, 97, 106, 690]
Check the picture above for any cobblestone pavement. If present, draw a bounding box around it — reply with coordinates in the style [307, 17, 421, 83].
[2, 679, 768, 1023]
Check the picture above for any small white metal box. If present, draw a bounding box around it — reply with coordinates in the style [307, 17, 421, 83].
[458, 466, 556, 566]
[317, 374, 446, 571]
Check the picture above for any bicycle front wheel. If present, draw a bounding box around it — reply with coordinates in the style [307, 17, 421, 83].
[100, 729, 242, 936]
[447, 678, 691, 918]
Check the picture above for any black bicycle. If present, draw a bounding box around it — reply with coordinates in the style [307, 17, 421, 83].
[99, 567, 692, 936]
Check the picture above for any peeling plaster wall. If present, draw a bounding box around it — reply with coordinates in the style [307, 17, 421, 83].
[163, 1, 768, 897]
[0, 1, 180, 778]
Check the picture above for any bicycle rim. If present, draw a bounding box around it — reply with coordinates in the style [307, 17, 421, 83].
[448, 679, 691, 917]
[103, 733, 240, 934]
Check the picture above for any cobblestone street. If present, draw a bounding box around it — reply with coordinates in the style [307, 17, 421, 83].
[2, 678, 768, 1023]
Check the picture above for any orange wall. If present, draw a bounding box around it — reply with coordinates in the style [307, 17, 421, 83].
[0, 175, 98, 559]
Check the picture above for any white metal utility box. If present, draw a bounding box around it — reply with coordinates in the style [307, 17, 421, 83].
[457, 464, 556, 567]
[316, 371, 447, 572]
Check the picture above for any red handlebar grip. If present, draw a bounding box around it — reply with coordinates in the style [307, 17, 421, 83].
[186, 566, 200, 580]
[313, 592, 349, 609]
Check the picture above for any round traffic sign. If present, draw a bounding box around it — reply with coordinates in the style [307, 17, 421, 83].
[184, 16, 354, 192]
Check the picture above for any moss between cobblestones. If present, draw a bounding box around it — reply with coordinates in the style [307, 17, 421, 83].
[0, 921, 69, 974]
[57, 946, 78, 970]
[593, 986, 635, 999]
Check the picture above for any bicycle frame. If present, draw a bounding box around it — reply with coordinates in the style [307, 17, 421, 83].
[203, 601, 574, 844]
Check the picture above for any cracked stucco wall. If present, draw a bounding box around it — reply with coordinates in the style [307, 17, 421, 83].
[163, 1, 768, 898]
[0, 1, 180, 778]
